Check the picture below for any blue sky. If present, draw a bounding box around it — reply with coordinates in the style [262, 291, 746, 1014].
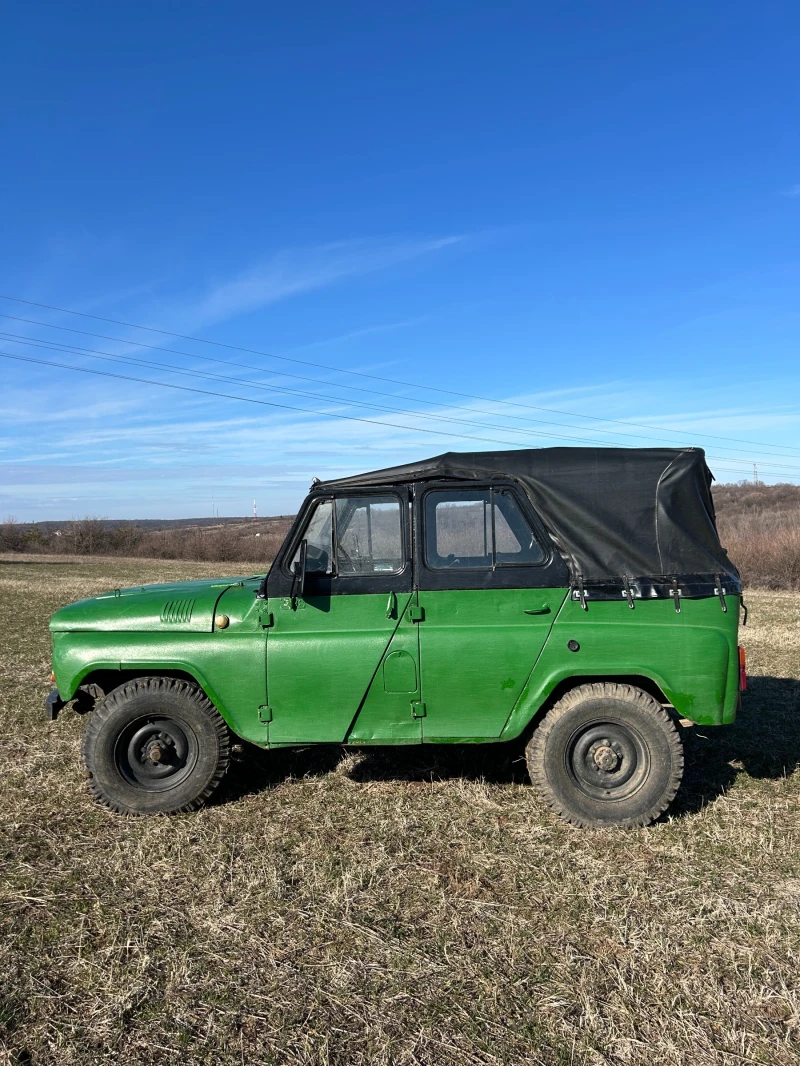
[2, 1, 800, 520]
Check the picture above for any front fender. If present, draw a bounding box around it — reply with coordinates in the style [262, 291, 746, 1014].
[50, 629, 268, 745]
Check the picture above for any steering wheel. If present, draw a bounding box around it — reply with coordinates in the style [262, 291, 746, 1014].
[305, 544, 329, 573]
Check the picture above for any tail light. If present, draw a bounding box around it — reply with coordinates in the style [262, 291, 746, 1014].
[738, 646, 747, 691]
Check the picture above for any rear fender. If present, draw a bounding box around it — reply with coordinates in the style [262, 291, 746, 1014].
[502, 595, 739, 736]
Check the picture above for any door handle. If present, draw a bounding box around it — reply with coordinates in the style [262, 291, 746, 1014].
[386, 591, 397, 618]
[524, 604, 551, 615]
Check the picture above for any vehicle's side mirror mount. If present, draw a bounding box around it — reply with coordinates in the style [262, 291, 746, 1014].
[291, 539, 308, 605]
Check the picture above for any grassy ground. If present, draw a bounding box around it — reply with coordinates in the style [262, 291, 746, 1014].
[1, 554, 798, 1066]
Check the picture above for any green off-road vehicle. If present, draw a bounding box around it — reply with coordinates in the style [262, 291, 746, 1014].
[47, 447, 745, 827]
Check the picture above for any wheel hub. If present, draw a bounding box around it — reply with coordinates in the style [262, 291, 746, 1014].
[117, 717, 195, 790]
[592, 742, 620, 772]
[567, 721, 648, 801]
[143, 733, 175, 764]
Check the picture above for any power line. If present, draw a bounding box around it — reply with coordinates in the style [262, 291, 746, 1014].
[5, 347, 800, 481]
[5, 314, 800, 462]
[5, 331, 800, 475]
[0, 311, 705, 450]
[1, 292, 798, 458]
[0, 334, 613, 447]
[0, 350, 557, 449]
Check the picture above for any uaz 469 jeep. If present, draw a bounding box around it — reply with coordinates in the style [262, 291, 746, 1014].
[47, 448, 744, 827]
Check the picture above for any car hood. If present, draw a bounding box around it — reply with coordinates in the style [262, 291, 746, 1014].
[49, 575, 264, 633]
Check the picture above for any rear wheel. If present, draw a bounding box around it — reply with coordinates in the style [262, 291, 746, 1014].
[526, 682, 683, 828]
[82, 677, 231, 815]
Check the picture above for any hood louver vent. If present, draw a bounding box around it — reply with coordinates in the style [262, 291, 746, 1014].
[160, 598, 196, 624]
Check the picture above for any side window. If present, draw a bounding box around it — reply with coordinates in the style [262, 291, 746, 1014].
[424, 488, 545, 570]
[336, 496, 404, 575]
[493, 490, 546, 565]
[292, 499, 333, 573]
[426, 489, 492, 569]
[291, 495, 404, 577]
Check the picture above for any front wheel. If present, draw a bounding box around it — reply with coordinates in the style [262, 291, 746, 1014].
[82, 677, 231, 815]
[526, 682, 684, 828]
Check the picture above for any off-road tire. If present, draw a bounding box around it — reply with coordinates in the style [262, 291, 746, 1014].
[82, 677, 231, 815]
[526, 682, 684, 828]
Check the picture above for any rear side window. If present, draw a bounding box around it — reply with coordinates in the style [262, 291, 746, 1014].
[424, 488, 545, 570]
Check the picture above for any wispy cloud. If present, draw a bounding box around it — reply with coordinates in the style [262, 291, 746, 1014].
[282, 315, 428, 356]
[0, 234, 465, 430]
[5, 230, 800, 519]
[5, 369, 800, 521]
[782, 184, 800, 198]
[169, 236, 464, 333]
[0, 233, 462, 350]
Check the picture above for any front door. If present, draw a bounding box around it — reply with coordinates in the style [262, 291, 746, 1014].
[415, 484, 570, 739]
[266, 490, 419, 743]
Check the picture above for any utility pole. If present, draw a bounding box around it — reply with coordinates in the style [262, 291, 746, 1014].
[253, 499, 257, 520]
[753, 462, 759, 485]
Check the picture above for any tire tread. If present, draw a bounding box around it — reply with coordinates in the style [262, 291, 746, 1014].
[82, 677, 231, 816]
[526, 682, 684, 829]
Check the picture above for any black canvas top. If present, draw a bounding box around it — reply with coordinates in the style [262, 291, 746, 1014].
[318, 447, 740, 590]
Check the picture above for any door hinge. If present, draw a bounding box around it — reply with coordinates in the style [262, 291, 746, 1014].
[258, 705, 273, 723]
[409, 605, 425, 623]
[281, 596, 305, 610]
[259, 611, 274, 628]
[411, 700, 426, 718]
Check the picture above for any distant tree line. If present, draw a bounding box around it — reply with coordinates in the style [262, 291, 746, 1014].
[713, 482, 800, 590]
[2, 482, 800, 587]
[0, 516, 293, 565]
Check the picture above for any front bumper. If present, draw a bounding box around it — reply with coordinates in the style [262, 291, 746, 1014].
[45, 688, 66, 721]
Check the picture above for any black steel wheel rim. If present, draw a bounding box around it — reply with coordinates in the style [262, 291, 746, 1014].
[115, 715, 198, 791]
[565, 719, 650, 801]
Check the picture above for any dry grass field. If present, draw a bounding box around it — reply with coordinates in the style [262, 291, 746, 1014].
[1, 554, 799, 1066]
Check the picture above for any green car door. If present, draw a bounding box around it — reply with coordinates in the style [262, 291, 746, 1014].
[265, 490, 420, 744]
[415, 485, 570, 740]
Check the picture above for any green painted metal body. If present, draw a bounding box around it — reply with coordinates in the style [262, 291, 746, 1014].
[50, 572, 741, 747]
